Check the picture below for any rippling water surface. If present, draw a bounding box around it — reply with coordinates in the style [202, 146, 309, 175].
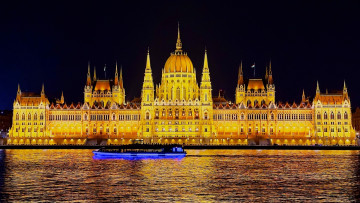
[0, 149, 359, 202]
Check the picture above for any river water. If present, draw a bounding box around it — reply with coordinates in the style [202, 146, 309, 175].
[0, 149, 359, 202]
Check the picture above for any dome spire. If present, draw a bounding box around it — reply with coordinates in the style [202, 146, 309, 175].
[175, 22, 182, 54]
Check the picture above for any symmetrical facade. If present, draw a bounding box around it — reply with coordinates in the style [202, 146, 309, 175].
[8, 27, 357, 145]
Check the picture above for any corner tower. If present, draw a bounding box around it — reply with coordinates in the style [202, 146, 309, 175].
[140, 49, 155, 140]
[235, 62, 245, 104]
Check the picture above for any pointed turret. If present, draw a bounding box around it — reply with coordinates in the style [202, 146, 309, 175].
[17, 84, 21, 95]
[86, 62, 92, 86]
[265, 66, 268, 80]
[41, 83, 45, 100]
[302, 89, 305, 102]
[343, 80, 348, 98]
[93, 66, 97, 81]
[237, 61, 244, 86]
[203, 48, 209, 70]
[119, 66, 124, 89]
[316, 81, 320, 96]
[175, 22, 182, 54]
[41, 83, 45, 96]
[61, 91, 64, 104]
[114, 61, 119, 86]
[343, 80, 347, 92]
[268, 60, 273, 84]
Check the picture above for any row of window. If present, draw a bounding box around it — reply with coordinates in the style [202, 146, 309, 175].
[213, 113, 313, 121]
[15, 113, 44, 121]
[15, 127, 44, 133]
[317, 127, 348, 133]
[49, 115, 82, 121]
[316, 112, 348, 120]
[154, 127, 200, 132]
[154, 109, 200, 118]
[48, 114, 140, 121]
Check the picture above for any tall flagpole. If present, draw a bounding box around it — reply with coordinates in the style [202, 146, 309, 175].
[253, 62, 256, 78]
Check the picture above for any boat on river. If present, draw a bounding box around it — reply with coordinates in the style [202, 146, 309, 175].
[93, 144, 186, 158]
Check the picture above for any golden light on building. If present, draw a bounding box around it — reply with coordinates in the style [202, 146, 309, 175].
[8, 26, 357, 145]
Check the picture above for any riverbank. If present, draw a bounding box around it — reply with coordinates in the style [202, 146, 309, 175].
[0, 145, 360, 150]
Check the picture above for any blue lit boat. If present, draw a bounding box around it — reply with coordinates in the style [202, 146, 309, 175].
[93, 144, 186, 158]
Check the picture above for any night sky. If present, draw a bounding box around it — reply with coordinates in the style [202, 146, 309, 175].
[0, 1, 359, 110]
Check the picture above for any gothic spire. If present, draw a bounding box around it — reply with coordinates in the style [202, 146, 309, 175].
[61, 91, 64, 104]
[237, 61, 244, 85]
[114, 61, 119, 86]
[41, 83, 45, 96]
[201, 48, 211, 83]
[265, 66, 268, 80]
[86, 61, 92, 86]
[203, 48, 209, 71]
[93, 66, 97, 81]
[268, 60, 273, 84]
[119, 66, 124, 89]
[302, 89, 305, 102]
[17, 83, 21, 95]
[316, 81, 320, 95]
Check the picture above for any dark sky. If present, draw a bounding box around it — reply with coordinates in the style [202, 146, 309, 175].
[0, 1, 359, 110]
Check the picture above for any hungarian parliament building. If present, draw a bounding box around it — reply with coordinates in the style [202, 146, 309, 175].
[8, 27, 356, 145]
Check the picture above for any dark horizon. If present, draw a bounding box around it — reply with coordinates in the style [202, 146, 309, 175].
[1, 1, 359, 110]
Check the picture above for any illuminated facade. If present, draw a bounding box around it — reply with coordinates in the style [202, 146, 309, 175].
[8, 27, 357, 145]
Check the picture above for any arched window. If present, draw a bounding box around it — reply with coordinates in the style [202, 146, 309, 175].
[84, 113, 88, 121]
[337, 112, 341, 119]
[162, 109, 166, 117]
[241, 113, 245, 120]
[254, 100, 258, 106]
[34, 113, 37, 120]
[205, 94, 207, 101]
[247, 100, 251, 106]
[324, 112, 328, 119]
[28, 113, 31, 120]
[146, 112, 150, 120]
[40, 113, 44, 120]
[204, 112, 208, 120]
[175, 109, 179, 118]
[261, 100, 265, 105]
[16, 113, 19, 121]
[155, 110, 159, 119]
[271, 113, 274, 120]
[344, 112, 348, 119]
[195, 109, 199, 119]
[317, 112, 321, 119]
[330, 112, 334, 119]
[112, 113, 116, 121]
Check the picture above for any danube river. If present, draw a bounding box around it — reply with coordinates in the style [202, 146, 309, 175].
[0, 149, 359, 202]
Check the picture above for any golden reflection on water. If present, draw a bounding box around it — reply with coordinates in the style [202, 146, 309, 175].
[0, 149, 359, 201]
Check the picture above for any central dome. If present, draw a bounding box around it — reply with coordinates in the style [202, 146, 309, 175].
[164, 53, 194, 73]
[164, 24, 194, 73]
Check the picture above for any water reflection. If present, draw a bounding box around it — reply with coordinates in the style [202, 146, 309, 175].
[0, 149, 359, 201]
[93, 156, 186, 161]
